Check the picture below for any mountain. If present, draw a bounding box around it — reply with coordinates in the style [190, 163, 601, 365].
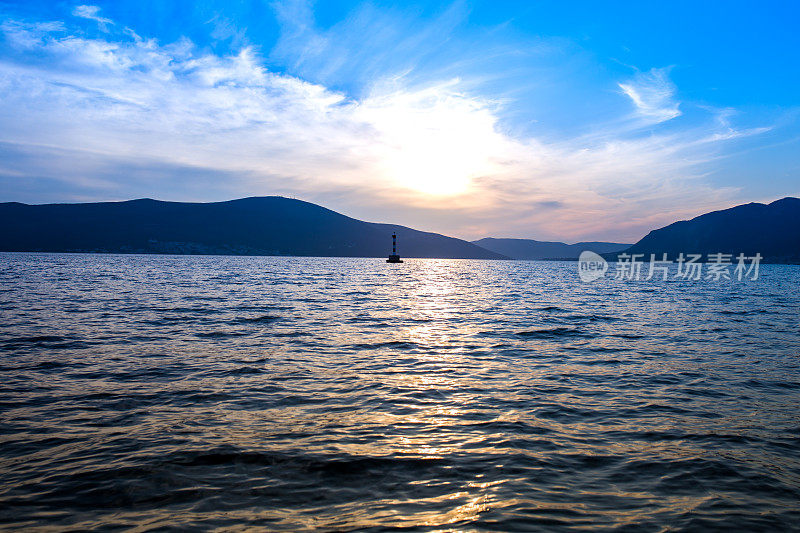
[624, 197, 800, 263]
[471, 238, 630, 260]
[0, 197, 506, 259]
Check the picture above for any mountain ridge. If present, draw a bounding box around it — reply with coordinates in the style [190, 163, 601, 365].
[472, 237, 630, 260]
[0, 196, 506, 259]
[3, 195, 798, 262]
[623, 196, 800, 263]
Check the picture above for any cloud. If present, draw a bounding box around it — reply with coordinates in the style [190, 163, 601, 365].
[618, 67, 681, 124]
[270, 0, 471, 91]
[72, 5, 113, 32]
[207, 14, 248, 49]
[0, 9, 768, 242]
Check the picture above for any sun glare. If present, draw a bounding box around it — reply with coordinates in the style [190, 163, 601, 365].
[385, 128, 490, 195]
[360, 85, 503, 196]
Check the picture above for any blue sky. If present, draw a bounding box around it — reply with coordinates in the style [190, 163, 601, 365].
[0, 0, 798, 241]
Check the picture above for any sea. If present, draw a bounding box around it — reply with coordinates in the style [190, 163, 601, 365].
[1, 253, 799, 531]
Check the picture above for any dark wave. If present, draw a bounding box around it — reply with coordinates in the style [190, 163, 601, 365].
[1, 335, 93, 350]
[231, 314, 281, 324]
[196, 330, 250, 338]
[516, 327, 588, 338]
[350, 340, 420, 349]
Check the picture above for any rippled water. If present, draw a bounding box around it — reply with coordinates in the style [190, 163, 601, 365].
[1, 253, 799, 531]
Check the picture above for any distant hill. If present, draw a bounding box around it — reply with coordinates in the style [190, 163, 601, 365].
[472, 238, 630, 260]
[0, 197, 506, 259]
[624, 197, 800, 263]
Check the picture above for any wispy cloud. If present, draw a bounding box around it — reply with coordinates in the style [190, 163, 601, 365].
[618, 67, 681, 124]
[270, 0, 471, 91]
[0, 7, 769, 242]
[72, 5, 113, 32]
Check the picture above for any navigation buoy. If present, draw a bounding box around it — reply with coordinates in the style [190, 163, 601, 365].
[387, 232, 403, 263]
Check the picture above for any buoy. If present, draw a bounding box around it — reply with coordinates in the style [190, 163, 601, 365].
[387, 232, 403, 263]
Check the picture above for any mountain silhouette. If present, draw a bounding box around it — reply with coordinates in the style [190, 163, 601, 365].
[623, 197, 800, 262]
[472, 238, 630, 260]
[0, 197, 506, 259]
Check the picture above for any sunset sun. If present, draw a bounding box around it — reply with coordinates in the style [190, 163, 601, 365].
[360, 85, 502, 196]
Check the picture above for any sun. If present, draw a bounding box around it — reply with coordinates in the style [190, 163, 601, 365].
[359, 85, 503, 196]
[386, 132, 492, 196]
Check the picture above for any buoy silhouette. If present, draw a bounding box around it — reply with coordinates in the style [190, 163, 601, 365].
[386, 232, 403, 263]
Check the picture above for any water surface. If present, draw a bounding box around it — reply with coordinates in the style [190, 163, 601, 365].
[1, 253, 799, 530]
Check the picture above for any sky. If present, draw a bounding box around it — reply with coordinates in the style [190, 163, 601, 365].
[0, 0, 798, 243]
